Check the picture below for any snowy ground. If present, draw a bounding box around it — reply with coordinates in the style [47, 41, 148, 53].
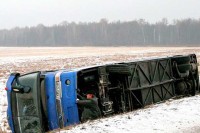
[0, 47, 200, 133]
[60, 95, 200, 133]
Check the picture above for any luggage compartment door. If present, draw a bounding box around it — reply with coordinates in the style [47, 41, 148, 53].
[60, 71, 79, 126]
[11, 72, 44, 133]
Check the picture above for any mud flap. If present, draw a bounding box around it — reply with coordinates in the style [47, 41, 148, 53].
[11, 72, 44, 133]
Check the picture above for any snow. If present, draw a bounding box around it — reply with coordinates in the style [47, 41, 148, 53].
[60, 95, 200, 133]
[0, 81, 10, 133]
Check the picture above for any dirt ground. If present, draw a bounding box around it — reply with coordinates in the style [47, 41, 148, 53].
[0, 47, 199, 80]
[0, 47, 199, 58]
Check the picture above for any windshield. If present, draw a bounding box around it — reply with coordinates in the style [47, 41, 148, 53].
[11, 72, 43, 133]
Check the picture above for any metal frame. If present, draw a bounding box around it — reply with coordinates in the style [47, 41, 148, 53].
[126, 58, 175, 108]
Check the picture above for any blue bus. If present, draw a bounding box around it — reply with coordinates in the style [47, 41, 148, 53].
[5, 54, 199, 132]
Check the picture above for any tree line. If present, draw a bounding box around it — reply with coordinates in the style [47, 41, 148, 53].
[0, 18, 200, 46]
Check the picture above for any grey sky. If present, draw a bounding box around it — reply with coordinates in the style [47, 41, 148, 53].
[0, 0, 200, 29]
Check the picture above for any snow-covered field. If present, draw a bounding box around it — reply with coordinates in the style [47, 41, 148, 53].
[0, 47, 200, 133]
[60, 95, 200, 133]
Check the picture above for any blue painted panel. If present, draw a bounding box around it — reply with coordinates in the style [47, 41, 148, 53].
[60, 71, 79, 126]
[45, 72, 59, 130]
[6, 75, 16, 133]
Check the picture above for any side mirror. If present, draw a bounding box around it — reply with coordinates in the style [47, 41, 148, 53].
[11, 75, 31, 93]
[12, 85, 31, 93]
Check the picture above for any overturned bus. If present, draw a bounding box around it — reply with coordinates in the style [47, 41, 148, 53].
[5, 54, 199, 133]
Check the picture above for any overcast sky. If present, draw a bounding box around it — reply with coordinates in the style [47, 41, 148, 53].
[0, 0, 199, 29]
